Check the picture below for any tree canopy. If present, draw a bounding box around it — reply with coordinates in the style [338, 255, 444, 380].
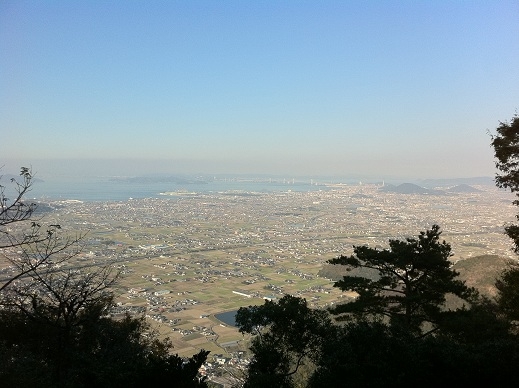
[328, 225, 473, 335]
[491, 114, 519, 252]
[236, 223, 519, 387]
[490, 113, 519, 333]
[236, 295, 331, 388]
[491, 114, 519, 192]
[495, 261, 519, 322]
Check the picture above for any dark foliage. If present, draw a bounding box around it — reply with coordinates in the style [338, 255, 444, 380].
[491, 114, 519, 192]
[236, 295, 331, 388]
[328, 225, 474, 335]
[0, 167, 208, 387]
[238, 224, 519, 387]
[491, 114, 519, 251]
[495, 261, 519, 324]
[0, 306, 209, 387]
[238, 295, 519, 388]
[491, 113, 519, 329]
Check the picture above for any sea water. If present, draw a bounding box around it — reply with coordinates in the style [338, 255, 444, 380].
[24, 176, 329, 202]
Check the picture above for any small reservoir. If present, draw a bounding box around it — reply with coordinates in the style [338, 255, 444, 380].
[214, 310, 238, 327]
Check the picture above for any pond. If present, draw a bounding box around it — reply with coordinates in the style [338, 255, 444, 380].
[214, 310, 238, 327]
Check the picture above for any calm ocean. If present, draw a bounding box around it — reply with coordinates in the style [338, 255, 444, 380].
[25, 177, 329, 202]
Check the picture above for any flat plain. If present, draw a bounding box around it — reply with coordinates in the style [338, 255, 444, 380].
[5, 183, 516, 357]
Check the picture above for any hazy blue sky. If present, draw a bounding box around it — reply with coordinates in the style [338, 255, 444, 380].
[1, 1, 518, 179]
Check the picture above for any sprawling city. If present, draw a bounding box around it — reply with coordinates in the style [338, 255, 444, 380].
[2, 179, 515, 386]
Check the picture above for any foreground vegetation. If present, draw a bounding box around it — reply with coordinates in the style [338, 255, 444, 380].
[236, 226, 519, 387]
[0, 168, 208, 387]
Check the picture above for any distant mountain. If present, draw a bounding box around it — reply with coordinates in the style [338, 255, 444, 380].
[420, 177, 494, 187]
[454, 255, 511, 296]
[380, 183, 444, 195]
[380, 183, 397, 191]
[446, 184, 481, 193]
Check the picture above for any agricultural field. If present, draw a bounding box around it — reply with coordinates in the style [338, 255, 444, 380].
[4, 184, 516, 357]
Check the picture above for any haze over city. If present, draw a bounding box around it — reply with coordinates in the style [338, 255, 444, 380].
[1, 1, 518, 179]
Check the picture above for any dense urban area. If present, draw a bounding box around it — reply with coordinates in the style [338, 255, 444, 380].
[1, 181, 515, 386]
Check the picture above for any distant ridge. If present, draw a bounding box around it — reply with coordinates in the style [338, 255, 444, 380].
[446, 184, 481, 193]
[454, 255, 510, 296]
[420, 177, 494, 187]
[380, 183, 444, 195]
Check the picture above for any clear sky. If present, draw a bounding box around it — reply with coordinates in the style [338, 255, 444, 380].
[1, 1, 518, 179]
